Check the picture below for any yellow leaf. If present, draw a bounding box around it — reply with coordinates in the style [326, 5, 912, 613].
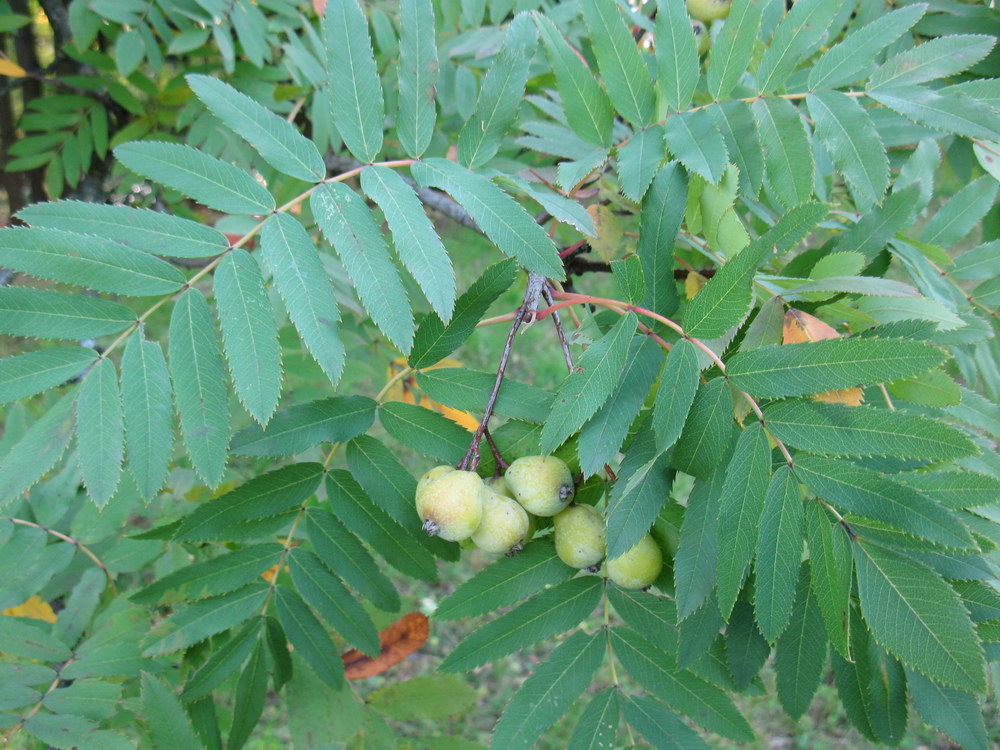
[4, 596, 57, 623]
[685, 271, 708, 300]
[782, 308, 840, 344]
[586, 204, 625, 262]
[783, 309, 863, 406]
[0, 59, 27, 78]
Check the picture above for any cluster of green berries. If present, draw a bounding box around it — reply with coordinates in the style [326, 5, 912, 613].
[415, 456, 664, 590]
[686, 0, 733, 56]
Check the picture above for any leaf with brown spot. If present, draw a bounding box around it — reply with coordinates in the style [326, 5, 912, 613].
[782, 309, 864, 406]
[342, 612, 429, 679]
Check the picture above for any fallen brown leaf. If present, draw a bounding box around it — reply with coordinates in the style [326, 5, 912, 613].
[342, 612, 429, 679]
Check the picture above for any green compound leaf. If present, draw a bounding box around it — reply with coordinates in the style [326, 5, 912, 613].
[804, 502, 852, 658]
[0, 346, 96, 405]
[795, 456, 975, 549]
[312, 182, 414, 353]
[622, 693, 709, 750]
[288, 547, 380, 656]
[324, 0, 384, 163]
[534, 12, 614, 147]
[361, 165, 455, 323]
[492, 630, 604, 749]
[115, 141, 275, 215]
[569, 688, 620, 750]
[275, 585, 345, 689]
[0, 287, 135, 340]
[728, 337, 946, 399]
[439, 577, 601, 672]
[670, 378, 735, 481]
[755, 0, 840, 94]
[121, 333, 173, 500]
[433, 539, 574, 620]
[611, 627, 754, 741]
[674, 469, 724, 620]
[17, 200, 230, 259]
[168, 288, 230, 487]
[907, 667, 988, 750]
[854, 540, 986, 692]
[187, 74, 325, 182]
[411, 159, 563, 278]
[774, 563, 827, 719]
[409, 258, 516, 369]
[378, 400, 471, 465]
[579, 336, 663, 477]
[132, 543, 283, 606]
[654, 0, 698, 113]
[143, 583, 269, 657]
[141, 672, 204, 750]
[579, 0, 656, 127]
[172, 463, 323, 542]
[707, 0, 764, 100]
[457, 12, 537, 169]
[76, 357, 124, 507]
[261, 212, 345, 385]
[0, 226, 185, 297]
[214, 249, 282, 425]
[766, 401, 978, 462]
[752, 97, 814, 209]
[325, 470, 439, 583]
[541, 312, 637, 453]
[807, 91, 888, 209]
[305, 508, 400, 612]
[230, 396, 375, 457]
[416, 367, 552, 423]
[637, 163, 685, 319]
[808, 4, 926, 90]
[346, 434, 457, 561]
[652, 338, 700, 453]
[715, 423, 773, 620]
[754, 466, 803, 643]
[397, 0, 438, 158]
[664, 108, 728, 184]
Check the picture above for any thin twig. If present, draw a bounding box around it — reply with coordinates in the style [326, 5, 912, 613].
[1, 657, 75, 743]
[2, 516, 116, 593]
[483, 427, 509, 475]
[542, 285, 574, 373]
[459, 274, 546, 472]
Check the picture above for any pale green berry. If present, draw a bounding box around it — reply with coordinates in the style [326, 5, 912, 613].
[554, 504, 606, 570]
[607, 534, 663, 590]
[485, 475, 511, 497]
[472, 488, 530, 555]
[415, 469, 485, 542]
[417, 464, 454, 493]
[686, 0, 730, 22]
[505, 455, 574, 517]
[692, 19, 710, 55]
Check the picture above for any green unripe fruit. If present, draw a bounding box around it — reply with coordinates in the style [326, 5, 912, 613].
[505, 456, 574, 517]
[692, 19, 710, 55]
[418, 464, 455, 494]
[686, 0, 730, 22]
[607, 534, 663, 590]
[472, 488, 531, 555]
[485, 475, 511, 497]
[415, 469, 485, 542]
[554, 504, 606, 570]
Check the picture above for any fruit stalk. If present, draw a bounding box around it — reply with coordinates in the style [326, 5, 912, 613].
[458, 273, 546, 471]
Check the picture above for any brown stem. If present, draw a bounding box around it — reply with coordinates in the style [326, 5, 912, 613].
[459, 274, 546, 472]
[483, 427, 509, 475]
[542, 285, 575, 373]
